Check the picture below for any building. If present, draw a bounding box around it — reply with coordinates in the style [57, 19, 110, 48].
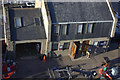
[40, 0, 117, 59]
[4, 0, 117, 59]
[4, 3, 47, 58]
[111, 1, 120, 42]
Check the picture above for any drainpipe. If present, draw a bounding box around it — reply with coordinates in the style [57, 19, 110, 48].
[2, 0, 7, 45]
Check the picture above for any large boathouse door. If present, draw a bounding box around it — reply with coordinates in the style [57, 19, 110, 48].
[70, 42, 77, 59]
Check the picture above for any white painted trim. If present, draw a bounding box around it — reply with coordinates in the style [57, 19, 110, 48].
[15, 39, 46, 44]
[54, 37, 109, 43]
[52, 20, 113, 24]
[2, 0, 7, 44]
[0, 38, 5, 41]
[106, 0, 117, 37]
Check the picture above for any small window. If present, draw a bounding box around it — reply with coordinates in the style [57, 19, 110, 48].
[61, 25, 67, 35]
[52, 43, 58, 51]
[86, 23, 93, 33]
[53, 25, 60, 35]
[15, 17, 22, 27]
[35, 18, 40, 26]
[77, 24, 83, 34]
[63, 42, 70, 50]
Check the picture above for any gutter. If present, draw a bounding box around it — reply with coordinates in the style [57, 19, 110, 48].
[106, 0, 118, 38]
[52, 20, 113, 24]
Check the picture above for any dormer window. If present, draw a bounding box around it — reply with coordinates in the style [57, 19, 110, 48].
[34, 17, 40, 26]
[61, 24, 67, 35]
[15, 17, 22, 28]
[77, 24, 83, 34]
[86, 23, 93, 34]
[53, 24, 60, 35]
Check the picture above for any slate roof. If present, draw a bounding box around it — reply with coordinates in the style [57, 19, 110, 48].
[47, 2, 113, 23]
[9, 8, 46, 41]
[111, 2, 119, 13]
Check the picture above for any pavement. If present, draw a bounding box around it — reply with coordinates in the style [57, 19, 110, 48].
[11, 42, 120, 79]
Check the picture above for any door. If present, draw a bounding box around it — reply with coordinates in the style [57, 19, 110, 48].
[70, 42, 77, 59]
[81, 40, 90, 53]
[84, 40, 89, 51]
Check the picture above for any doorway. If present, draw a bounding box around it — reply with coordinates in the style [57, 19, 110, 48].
[70, 42, 77, 59]
[16, 42, 41, 59]
[70, 41, 80, 59]
[81, 40, 90, 55]
[70, 40, 90, 59]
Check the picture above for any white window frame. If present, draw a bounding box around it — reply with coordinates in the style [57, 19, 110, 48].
[86, 23, 93, 33]
[14, 17, 22, 28]
[61, 24, 67, 35]
[34, 17, 40, 26]
[77, 24, 83, 34]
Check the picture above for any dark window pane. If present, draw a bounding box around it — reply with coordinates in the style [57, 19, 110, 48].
[63, 42, 70, 50]
[86, 23, 93, 33]
[66, 24, 69, 35]
[52, 43, 58, 51]
[21, 17, 24, 26]
[53, 25, 60, 35]
[35, 18, 40, 26]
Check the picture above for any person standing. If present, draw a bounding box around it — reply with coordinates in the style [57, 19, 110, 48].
[86, 51, 90, 58]
[36, 44, 40, 54]
[86, 47, 91, 58]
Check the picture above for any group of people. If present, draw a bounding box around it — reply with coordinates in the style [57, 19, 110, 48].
[2, 60, 16, 79]
[98, 57, 118, 80]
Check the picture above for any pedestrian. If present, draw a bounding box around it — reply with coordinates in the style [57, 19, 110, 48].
[36, 44, 40, 54]
[86, 51, 90, 58]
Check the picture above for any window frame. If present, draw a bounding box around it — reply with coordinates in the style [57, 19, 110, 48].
[61, 24, 68, 35]
[76, 24, 83, 34]
[53, 24, 60, 35]
[63, 42, 70, 50]
[14, 17, 22, 28]
[52, 43, 59, 51]
[34, 17, 40, 26]
[85, 23, 93, 34]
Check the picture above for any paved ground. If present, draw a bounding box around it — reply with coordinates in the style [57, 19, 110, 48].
[10, 42, 120, 79]
[12, 48, 119, 79]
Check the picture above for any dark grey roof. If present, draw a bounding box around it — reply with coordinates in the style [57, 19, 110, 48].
[0, 24, 4, 39]
[47, 2, 113, 23]
[111, 2, 118, 12]
[0, 25, 2, 39]
[118, 2, 120, 16]
[9, 8, 46, 41]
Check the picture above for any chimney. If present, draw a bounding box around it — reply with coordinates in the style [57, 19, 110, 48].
[35, 0, 42, 8]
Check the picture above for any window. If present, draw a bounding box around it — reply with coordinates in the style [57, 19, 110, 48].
[35, 17, 40, 26]
[86, 23, 93, 33]
[52, 43, 58, 51]
[53, 25, 60, 35]
[77, 24, 83, 34]
[61, 25, 67, 35]
[63, 42, 70, 50]
[15, 17, 22, 27]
